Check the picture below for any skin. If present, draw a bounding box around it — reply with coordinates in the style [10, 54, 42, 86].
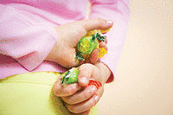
[46, 18, 112, 67]
[46, 18, 113, 115]
[54, 62, 111, 115]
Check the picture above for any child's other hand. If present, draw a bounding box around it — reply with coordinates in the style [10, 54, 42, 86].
[53, 63, 111, 114]
[46, 18, 112, 68]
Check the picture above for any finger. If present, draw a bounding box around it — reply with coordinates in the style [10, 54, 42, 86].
[62, 85, 97, 104]
[88, 48, 99, 65]
[77, 64, 99, 87]
[71, 110, 90, 115]
[79, 18, 113, 33]
[69, 86, 104, 114]
[64, 18, 113, 47]
[65, 94, 100, 114]
[99, 42, 108, 51]
[80, 110, 90, 115]
[77, 64, 93, 87]
[95, 86, 104, 100]
[54, 76, 82, 97]
[81, 110, 90, 115]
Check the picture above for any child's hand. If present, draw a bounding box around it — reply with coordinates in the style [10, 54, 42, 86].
[53, 63, 111, 114]
[46, 18, 112, 68]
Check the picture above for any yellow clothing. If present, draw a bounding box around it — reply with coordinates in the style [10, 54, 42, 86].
[0, 72, 97, 115]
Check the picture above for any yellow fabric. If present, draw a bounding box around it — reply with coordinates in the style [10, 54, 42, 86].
[0, 72, 97, 115]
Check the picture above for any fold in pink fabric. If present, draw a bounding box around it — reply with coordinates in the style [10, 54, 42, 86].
[0, 0, 130, 82]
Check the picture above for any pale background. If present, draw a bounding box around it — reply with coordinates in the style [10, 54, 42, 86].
[97, 0, 173, 115]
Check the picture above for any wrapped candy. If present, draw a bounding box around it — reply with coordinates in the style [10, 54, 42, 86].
[61, 28, 111, 86]
[61, 67, 79, 86]
[76, 29, 110, 61]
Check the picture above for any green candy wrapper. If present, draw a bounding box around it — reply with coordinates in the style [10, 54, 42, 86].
[61, 67, 79, 86]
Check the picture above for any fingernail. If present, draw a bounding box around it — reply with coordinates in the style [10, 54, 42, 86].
[95, 95, 99, 102]
[91, 86, 97, 92]
[107, 20, 113, 25]
[80, 77, 88, 84]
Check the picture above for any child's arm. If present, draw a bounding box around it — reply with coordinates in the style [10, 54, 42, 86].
[0, 3, 112, 72]
[54, 62, 110, 114]
[89, 0, 130, 82]
[0, 4, 58, 71]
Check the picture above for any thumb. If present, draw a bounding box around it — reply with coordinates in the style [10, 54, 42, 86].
[77, 63, 99, 87]
[69, 18, 113, 46]
[78, 18, 113, 33]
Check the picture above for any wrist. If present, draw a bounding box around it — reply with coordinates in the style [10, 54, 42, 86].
[45, 42, 58, 62]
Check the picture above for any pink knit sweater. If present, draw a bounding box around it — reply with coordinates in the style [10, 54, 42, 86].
[0, 0, 130, 82]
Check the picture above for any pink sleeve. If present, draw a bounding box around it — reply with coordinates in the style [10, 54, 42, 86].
[0, 4, 57, 71]
[89, 0, 130, 82]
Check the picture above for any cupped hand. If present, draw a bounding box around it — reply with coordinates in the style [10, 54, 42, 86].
[53, 63, 111, 114]
[46, 18, 112, 68]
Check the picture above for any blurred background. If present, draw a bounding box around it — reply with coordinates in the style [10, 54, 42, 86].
[98, 0, 173, 115]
